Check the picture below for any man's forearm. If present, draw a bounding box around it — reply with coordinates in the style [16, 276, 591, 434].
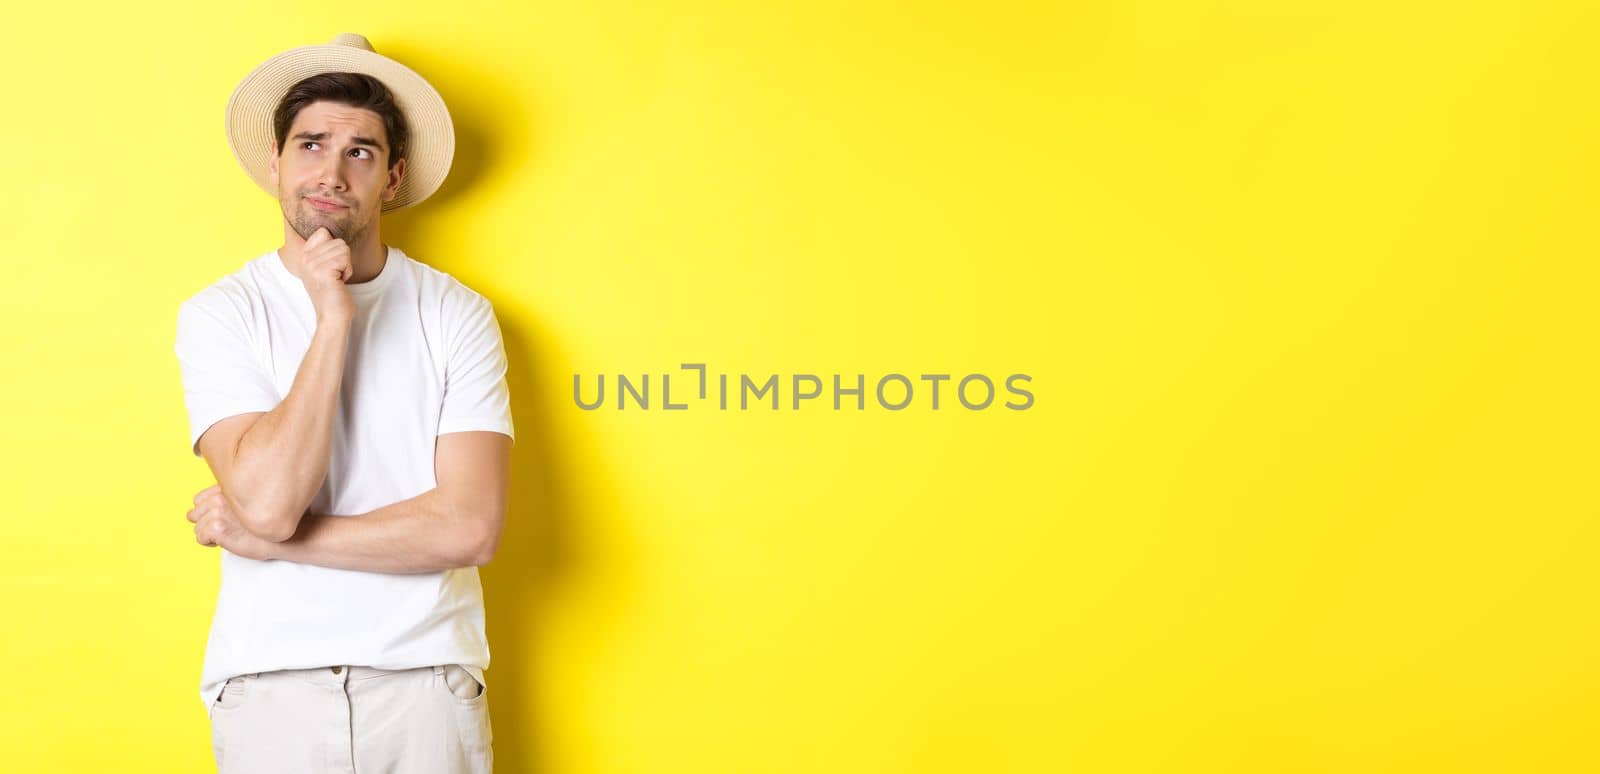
[229, 316, 352, 540]
[267, 487, 491, 574]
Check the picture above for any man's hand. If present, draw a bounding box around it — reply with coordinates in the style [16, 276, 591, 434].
[189, 484, 279, 561]
[294, 227, 355, 323]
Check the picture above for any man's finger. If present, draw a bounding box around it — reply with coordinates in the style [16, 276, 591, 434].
[306, 226, 331, 248]
[194, 484, 220, 505]
[187, 506, 199, 524]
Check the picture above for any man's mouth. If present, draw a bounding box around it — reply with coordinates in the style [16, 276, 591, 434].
[306, 196, 349, 211]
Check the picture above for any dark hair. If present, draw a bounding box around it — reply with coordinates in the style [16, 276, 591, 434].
[272, 72, 408, 169]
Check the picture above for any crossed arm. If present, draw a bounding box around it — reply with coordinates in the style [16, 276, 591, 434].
[272, 430, 511, 573]
[191, 423, 511, 574]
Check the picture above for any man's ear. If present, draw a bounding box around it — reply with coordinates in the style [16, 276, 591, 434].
[268, 140, 279, 186]
[382, 156, 407, 203]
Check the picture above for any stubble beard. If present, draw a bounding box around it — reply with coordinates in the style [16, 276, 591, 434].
[282, 195, 367, 245]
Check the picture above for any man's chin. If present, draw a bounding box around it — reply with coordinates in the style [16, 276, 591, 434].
[289, 223, 338, 242]
[287, 212, 354, 241]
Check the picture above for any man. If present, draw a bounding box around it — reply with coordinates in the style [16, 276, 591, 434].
[174, 33, 510, 773]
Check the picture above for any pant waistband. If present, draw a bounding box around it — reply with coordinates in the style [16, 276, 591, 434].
[240, 664, 443, 684]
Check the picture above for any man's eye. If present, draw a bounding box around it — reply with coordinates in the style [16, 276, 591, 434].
[302, 142, 319, 151]
[350, 148, 371, 159]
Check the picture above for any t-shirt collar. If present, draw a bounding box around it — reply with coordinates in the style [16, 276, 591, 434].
[269, 244, 400, 299]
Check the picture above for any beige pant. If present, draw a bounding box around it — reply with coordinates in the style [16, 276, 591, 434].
[208, 664, 492, 773]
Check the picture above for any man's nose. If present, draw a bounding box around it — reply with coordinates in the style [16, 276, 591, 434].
[317, 157, 347, 191]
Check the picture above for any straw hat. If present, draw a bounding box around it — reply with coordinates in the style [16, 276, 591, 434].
[225, 33, 455, 213]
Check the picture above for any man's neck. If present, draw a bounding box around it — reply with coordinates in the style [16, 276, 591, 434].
[281, 225, 388, 284]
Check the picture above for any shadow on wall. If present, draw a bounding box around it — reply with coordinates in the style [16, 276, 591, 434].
[380, 44, 626, 774]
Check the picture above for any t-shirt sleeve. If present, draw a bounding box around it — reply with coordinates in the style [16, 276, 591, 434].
[174, 297, 281, 457]
[437, 293, 515, 443]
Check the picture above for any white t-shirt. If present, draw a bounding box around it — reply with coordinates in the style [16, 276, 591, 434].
[174, 245, 514, 717]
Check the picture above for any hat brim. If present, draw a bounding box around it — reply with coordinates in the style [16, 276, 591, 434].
[225, 43, 455, 213]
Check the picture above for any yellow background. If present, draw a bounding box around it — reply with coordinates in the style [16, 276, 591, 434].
[2, 1, 1596, 771]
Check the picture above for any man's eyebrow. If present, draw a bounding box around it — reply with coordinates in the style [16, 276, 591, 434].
[289, 131, 385, 151]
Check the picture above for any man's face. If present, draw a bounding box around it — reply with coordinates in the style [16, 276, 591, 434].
[269, 100, 406, 243]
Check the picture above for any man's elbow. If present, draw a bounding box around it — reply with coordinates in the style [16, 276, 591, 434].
[238, 505, 303, 543]
[465, 512, 504, 567]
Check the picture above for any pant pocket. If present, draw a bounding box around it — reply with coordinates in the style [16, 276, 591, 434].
[441, 664, 484, 702]
[437, 665, 493, 765]
[214, 675, 251, 712]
